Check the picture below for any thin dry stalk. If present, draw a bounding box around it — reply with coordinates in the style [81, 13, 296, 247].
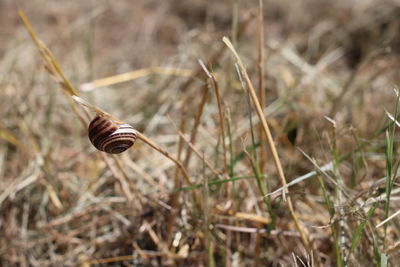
[166, 112, 186, 244]
[256, 3, 266, 264]
[177, 10, 255, 94]
[132, 241, 149, 262]
[174, 113, 187, 189]
[122, 154, 162, 190]
[182, 84, 209, 170]
[222, 37, 312, 252]
[143, 221, 177, 259]
[104, 150, 143, 209]
[135, 132, 192, 186]
[18, 11, 77, 96]
[329, 49, 383, 116]
[231, 0, 239, 45]
[85, 255, 134, 265]
[112, 154, 145, 206]
[257, 0, 267, 174]
[71, 95, 118, 121]
[202, 167, 214, 267]
[18, 11, 141, 208]
[80, 67, 193, 91]
[19, 11, 87, 127]
[198, 60, 228, 175]
[177, 130, 222, 178]
[136, 131, 203, 212]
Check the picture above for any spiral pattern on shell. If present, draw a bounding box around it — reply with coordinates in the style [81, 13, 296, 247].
[88, 115, 137, 154]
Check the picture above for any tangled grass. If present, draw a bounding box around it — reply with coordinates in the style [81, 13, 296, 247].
[1, 0, 399, 266]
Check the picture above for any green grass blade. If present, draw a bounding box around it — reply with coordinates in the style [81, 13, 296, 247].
[176, 175, 256, 192]
[347, 203, 378, 263]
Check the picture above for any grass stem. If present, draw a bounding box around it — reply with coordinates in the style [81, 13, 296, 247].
[223, 36, 312, 252]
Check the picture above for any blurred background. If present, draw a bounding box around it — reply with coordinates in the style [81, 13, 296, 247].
[1, 0, 399, 266]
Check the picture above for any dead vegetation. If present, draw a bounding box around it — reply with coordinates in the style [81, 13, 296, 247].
[1, 0, 400, 266]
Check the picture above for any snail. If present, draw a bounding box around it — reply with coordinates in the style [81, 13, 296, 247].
[71, 95, 191, 182]
[88, 115, 137, 154]
[71, 96, 137, 154]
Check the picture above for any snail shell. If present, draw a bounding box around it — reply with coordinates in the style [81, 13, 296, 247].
[88, 115, 137, 154]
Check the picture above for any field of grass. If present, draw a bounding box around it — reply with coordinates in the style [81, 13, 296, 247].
[1, 0, 400, 266]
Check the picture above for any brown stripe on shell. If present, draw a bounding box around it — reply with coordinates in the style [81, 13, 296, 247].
[103, 138, 135, 154]
[91, 124, 118, 149]
[101, 127, 137, 154]
[88, 116, 137, 154]
[88, 116, 117, 140]
[88, 116, 118, 150]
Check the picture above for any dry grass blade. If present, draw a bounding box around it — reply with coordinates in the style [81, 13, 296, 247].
[176, 10, 255, 94]
[298, 148, 349, 198]
[182, 84, 209, 170]
[198, 60, 228, 176]
[176, 129, 222, 178]
[0, 127, 20, 147]
[19, 10, 194, 211]
[265, 162, 334, 197]
[18, 11, 88, 126]
[122, 154, 162, 190]
[83, 255, 134, 265]
[71, 95, 117, 121]
[222, 36, 312, 252]
[135, 132, 192, 186]
[257, 0, 267, 174]
[18, 11, 143, 208]
[376, 204, 400, 228]
[80, 67, 193, 91]
[165, 112, 186, 244]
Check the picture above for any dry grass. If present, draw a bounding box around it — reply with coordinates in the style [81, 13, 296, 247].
[1, 0, 400, 266]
